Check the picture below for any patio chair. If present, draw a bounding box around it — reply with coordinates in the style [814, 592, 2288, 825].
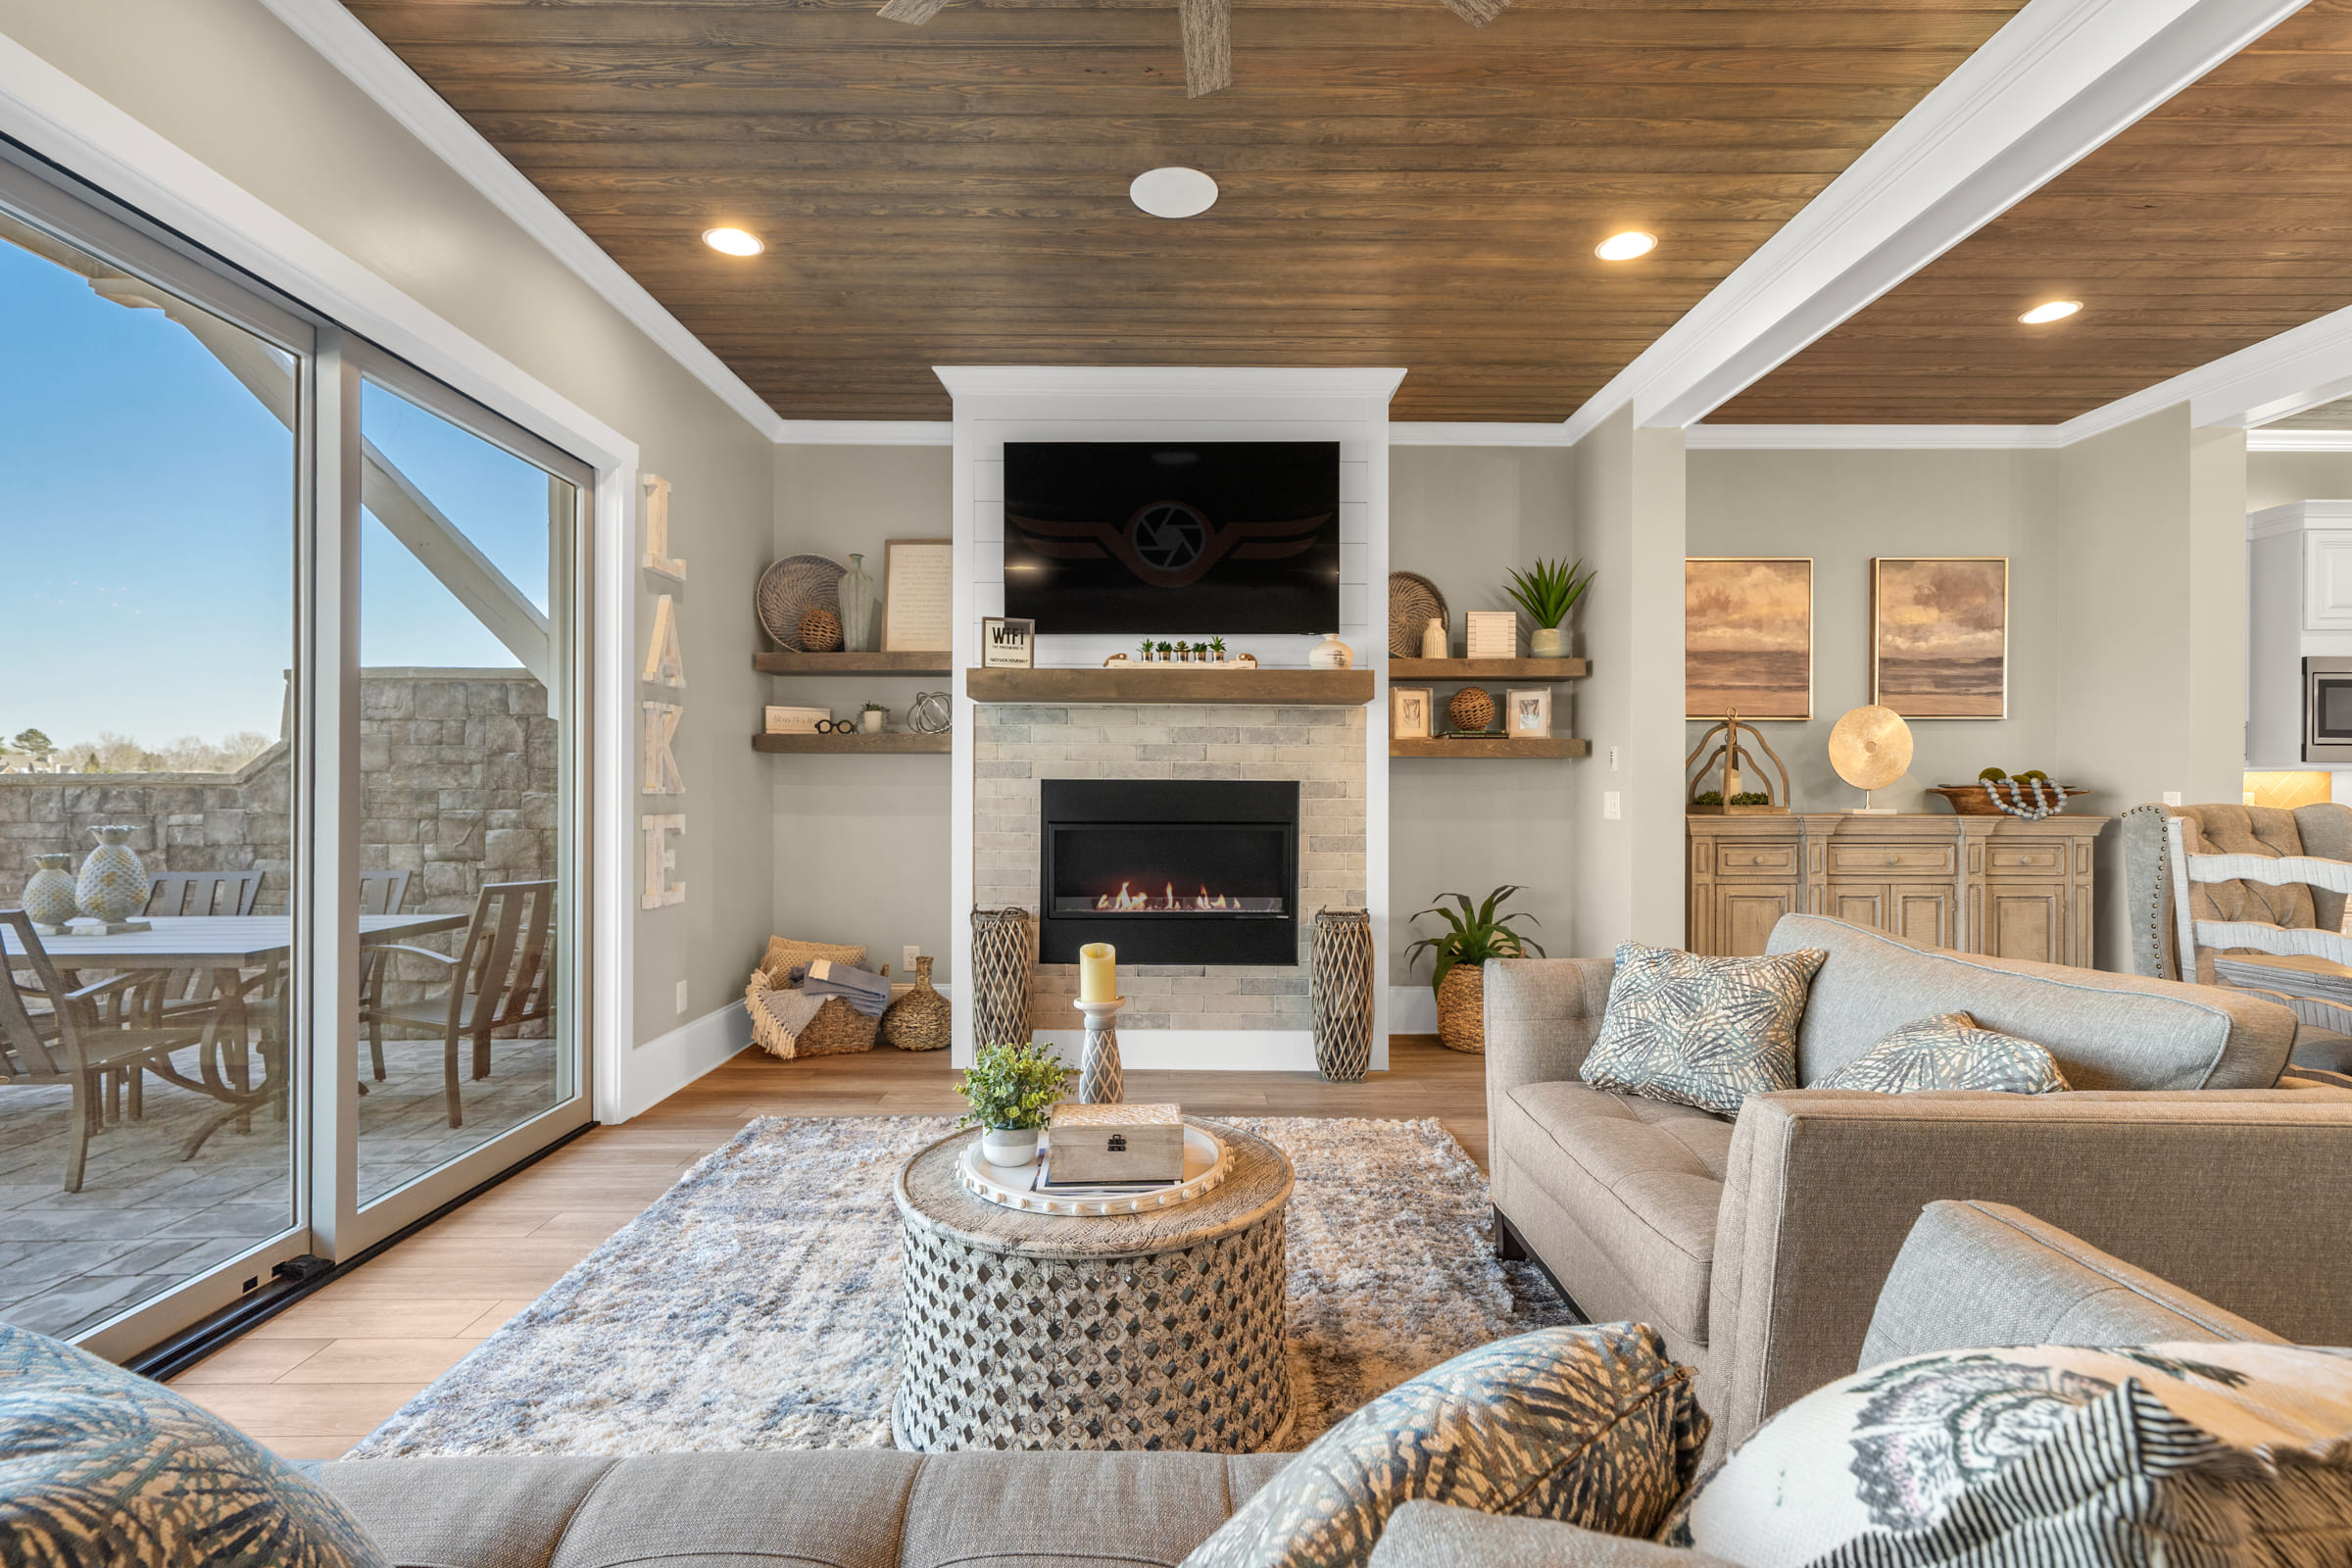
[121, 870, 267, 1119]
[142, 871, 263, 918]
[1, 910, 222, 1192]
[360, 879, 555, 1127]
[358, 868, 412, 1083]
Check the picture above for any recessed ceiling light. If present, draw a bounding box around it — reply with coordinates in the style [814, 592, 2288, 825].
[2019, 300, 2082, 324]
[701, 226, 765, 257]
[1130, 168, 1218, 220]
[1594, 231, 1657, 262]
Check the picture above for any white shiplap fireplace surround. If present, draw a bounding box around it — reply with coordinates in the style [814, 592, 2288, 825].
[944, 368, 1403, 1072]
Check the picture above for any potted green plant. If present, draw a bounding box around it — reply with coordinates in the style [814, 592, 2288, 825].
[956, 1040, 1069, 1165]
[1154, 641, 1173, 661]
[1139, 637, 1157, 663]
[1405, 886, 1545, 1054]
[1503, 557, 1597, 660]
[1175, 640, 1193, 662]
[1206, 635, 1228, 663]
[860, 701, 888, 735]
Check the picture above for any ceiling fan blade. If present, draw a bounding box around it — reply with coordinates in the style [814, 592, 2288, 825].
[877, 0, 954, 24]
[1436, 0, 1510, 26]
[1177, 0, 1232, 97]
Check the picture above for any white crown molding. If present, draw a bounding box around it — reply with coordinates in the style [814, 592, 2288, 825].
[1685, 424, 2063, 451]
[775, 420, 954, 445]
[2248, 499, 2352, 539]
[253, 0, 788, 443]
[933, 366, 1408, 401]
[2248, 427, 2352, 453]
[1563, 0, 2308, 445]
[1389, 422, 1572, 447]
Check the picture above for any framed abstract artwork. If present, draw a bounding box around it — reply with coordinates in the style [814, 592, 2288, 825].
[1686, 558, 1813, 720]
[1872, 557, 2008, 719]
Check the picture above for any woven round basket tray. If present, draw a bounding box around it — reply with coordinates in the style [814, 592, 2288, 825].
[1389, 570, 1449, 658]
[757, 555, 847, 650]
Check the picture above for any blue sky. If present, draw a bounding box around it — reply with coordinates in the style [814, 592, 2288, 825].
[1, 235, 555, 751]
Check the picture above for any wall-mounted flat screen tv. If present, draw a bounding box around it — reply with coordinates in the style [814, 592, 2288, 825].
[1003, 442, 1341, 635]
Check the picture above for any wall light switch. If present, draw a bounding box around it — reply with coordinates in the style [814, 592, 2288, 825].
[674, 979, 689, 1015]
[903, 945, 920, 976]
[1608, 745, 1620, 772]
[2162, 791, 2182, 807]
[1603, 791, 1622, 820]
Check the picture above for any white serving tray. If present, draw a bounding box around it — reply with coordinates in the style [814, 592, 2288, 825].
[958, 1123, 1231, 1217]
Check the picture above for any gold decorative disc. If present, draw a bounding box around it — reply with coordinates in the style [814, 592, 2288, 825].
[1829, 705, 1913, 791]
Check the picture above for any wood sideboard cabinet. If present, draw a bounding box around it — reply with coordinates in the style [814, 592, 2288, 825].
[1688, 812, 2107, 965]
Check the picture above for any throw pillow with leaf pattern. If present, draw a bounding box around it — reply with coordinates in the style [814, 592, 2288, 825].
[1818, 1011, 2070, 1096]
[1182, 1323, 1707, 1568]
[1578, 944, 1829, 1116]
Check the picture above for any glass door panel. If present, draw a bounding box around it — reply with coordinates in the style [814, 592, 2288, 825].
[0, 208, 302, 1340]
[352, 376, 580, 1207]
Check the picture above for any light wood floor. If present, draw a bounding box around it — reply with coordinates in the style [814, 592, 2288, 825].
[168, 1037, 1487, 1459]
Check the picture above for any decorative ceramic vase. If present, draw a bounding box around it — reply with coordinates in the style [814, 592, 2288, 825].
[74, 826, 146, 924]
[22, 854, 78, 930]
[883, 955, 952, 1051]
[837, 552, 875, 653]
[861, 709, 886, 734]
[1530, 627, 1568, 659]
[981, 1127, 1040, 1166]
[1420, 617, 1447, 660]
[1307, 633, 1354, 669]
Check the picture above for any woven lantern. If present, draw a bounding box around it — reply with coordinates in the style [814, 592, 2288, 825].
[799, 605, 845, 653]
[1446, 686, 1496, 734]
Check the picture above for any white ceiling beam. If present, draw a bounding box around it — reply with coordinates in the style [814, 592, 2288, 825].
[1684, 425, 2063, 452]
[1566, 0, 2311, 443]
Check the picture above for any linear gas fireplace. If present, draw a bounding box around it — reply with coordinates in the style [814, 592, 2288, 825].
[1040, 779, 1298, 966]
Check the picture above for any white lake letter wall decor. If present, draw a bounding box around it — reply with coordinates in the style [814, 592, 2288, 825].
[643, 594, 686, 688]
[641, 473, 685, 579]
[642, 701, 684, 796]
[640, 813, 686, 908]
[639, 477, 690, 909]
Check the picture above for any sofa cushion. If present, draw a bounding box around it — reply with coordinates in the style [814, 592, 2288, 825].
[1816, 1012, 2069, 1097]
[1580, 944, 1828, 1115]
[1367, 1502, 1740, 1568]
[1184, 1325, 1707, 1568]
[1767, 913, 2293, 1091]
[1500, 1082, 1731, 1347]
[1678, 1341, 2352, 1568]
[0, 1324, 387, 1568]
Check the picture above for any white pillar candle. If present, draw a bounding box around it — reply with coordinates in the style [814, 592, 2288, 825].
[1078, 942, 1117, 1004]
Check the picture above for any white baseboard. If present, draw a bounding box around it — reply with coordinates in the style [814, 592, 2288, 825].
[1388, 986, 1439, 1034]
[1026, 1028, 1317, 1072]
[616, 999, 751, 1122]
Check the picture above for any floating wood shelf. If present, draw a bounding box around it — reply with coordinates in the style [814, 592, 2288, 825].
[755, 651, 952, 675]
[965, 667, 1377, 706]
[1390, 736, 1591, 760]
[752, 731, 951, 754]
[1387, 658, 1589, 681]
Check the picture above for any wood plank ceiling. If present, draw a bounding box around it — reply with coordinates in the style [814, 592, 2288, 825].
[341, 0, 2026, 422]
[1712, 2, 2352, 425]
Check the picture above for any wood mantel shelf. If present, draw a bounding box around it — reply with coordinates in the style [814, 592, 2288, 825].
[965, 667, 1377, 706]
[1388, 658, 1589, 681]
[1391, 736, 1590, 759]
[753, 731, 951, 754]
[756, 651, 951, 675]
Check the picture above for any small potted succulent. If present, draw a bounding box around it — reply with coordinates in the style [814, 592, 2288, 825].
[1206, 635, 1228, 663]
[860, 702, 888, 734]
[1154, 641, 1174, 662]
[1503, 557, 1597, 660]
[1175, 640, 1194, 662]
[956, 1040, 1069, 1166]
[1138, 637, 1157, 663]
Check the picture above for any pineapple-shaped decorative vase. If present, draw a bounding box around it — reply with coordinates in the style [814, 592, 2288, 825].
[882, 955, 952, 1052]
[23, 853, 79, 932]
[74, 825, 149, 930]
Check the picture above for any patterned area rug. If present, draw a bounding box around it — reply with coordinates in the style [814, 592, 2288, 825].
[345, 1115, 1574, 1456]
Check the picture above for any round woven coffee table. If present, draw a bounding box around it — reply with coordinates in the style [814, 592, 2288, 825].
[891, 1116, 1295, 1453]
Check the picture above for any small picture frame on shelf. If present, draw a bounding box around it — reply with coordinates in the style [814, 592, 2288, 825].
[1506, 688, 1552, 740]
[1466, 611, 1519, 660]
[981, 616, 1036, 669]
[1391, 686, 1433, 741]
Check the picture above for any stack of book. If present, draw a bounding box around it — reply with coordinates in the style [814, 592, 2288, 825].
[764, 705, 832, 734]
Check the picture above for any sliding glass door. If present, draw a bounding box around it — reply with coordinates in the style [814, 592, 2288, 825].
[0, 152, 595, 1358]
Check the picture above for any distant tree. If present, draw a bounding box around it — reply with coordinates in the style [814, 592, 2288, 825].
[11, 728, 53, 763]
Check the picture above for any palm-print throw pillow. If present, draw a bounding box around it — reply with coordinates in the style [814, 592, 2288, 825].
[1817, 1011, 2070, 1096]
[0, 1324, 387, 1568]
[1675, 1342, 2352, 1568]
[1183, 1323, 1707, 1568]
[1578, 944, 1829, 1116]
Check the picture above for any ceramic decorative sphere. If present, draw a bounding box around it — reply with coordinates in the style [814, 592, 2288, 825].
[1447, 686, 1496, 734]
[799, 605, 845, 653]
[74, 825, 146, 923]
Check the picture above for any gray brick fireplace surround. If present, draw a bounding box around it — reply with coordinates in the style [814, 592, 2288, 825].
[973, 702, 1369, 1036]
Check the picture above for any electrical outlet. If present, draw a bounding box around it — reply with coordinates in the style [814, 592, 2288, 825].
[903, 945, 920, 976]
[674, 979, 689, 1015]
[1607, 745, 1620, 772]
[1603, 791, 1622, 820]
[2162, 791, 2182, 808]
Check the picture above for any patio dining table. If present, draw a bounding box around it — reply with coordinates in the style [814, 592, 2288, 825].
[4, 912, 466, 1158]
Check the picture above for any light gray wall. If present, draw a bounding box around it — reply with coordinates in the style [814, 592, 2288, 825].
[2248, 451, 2352, 513]
[2, 0, 780, 1049]
[769, 445, 955, 978]
[1388, 448, 1579, 980]
[1684, 448, 2060, 813]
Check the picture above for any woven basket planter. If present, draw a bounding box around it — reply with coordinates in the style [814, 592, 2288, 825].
[969, 907, 1035, 1049]
[1435, 965, 1486, 1054]
[1310, 908, 1375, 1082]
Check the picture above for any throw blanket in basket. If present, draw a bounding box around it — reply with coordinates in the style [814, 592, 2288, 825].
[747, 937, 887, 1059]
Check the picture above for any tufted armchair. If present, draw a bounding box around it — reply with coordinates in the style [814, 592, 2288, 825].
[2121, 800, 2352, 1073]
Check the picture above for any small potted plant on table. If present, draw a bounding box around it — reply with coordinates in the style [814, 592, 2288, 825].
[956, 1040, 1069, 1166]
[1406, 885, 1545, 1054]
[1503, 557, 1596, 659]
